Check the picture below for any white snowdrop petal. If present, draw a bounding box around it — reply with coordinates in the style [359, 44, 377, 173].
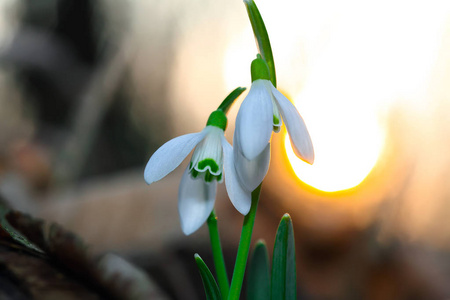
[178, 166, 216, 235]
[222, 137, 251, 215]
[234, 132, 270, 192]
[191, 126, 224, 178]
[271, 85, 314, 164]
[236, 80, 273, 160]
[144, 131, 206, 184]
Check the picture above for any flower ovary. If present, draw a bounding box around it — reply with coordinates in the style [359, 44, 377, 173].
[206, 110, 227, 130]
[251, 57, 271, 82]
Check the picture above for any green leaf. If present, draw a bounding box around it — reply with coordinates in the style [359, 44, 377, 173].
[194, 254, 222, 300]
[247, 240, 270, 300]
[244, 0, 277, 87]
[207, 210, 229, 299]
[271, 214, 296, 300]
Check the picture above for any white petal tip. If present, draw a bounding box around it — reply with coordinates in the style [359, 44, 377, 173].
[239, 205, 251, 216]
[234, 195, 251, 215]
[303, 152, 315, 165]
[304, 158, 314, 165]
[143, 171, 154, 185]
[294, 147, 314, 165]
[181, 223, 200, 236]
[143, 167, 158, 185]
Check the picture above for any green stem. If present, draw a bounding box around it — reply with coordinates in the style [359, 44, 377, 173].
[244, 0, 277, 87]
[228, 184, 262, 300]
[207, 210, 230, 299]
[217, 87, 246, 114]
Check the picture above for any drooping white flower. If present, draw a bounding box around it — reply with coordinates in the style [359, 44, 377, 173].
[144, 110, 250, 235]
[234, 57, 314, 191]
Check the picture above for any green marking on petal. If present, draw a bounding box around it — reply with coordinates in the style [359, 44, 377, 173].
[204, 172, 213, 182]
[251, 57, 271, 82]
[203, 170, 223, 182]
[273, 115, 281, 132]
[190, 158, 223, 182]
[191, 168, 199, 179]
[206, 110, 228, 130]
[198, 158, 219, 173]
[190, 169, 223, 183]
[273, 115, 280, 126]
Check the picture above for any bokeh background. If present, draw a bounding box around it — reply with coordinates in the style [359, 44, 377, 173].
[1, 0, 450, 299]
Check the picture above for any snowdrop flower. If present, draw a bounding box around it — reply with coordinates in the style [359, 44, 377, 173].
[234, 56, 314, 191]
[144, 110, 250, 235]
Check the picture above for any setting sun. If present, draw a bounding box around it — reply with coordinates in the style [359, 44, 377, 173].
[285, 101, 385, 192]
[280, 1, 449, 192]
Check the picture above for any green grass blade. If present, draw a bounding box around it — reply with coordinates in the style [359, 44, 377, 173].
[271, 214, 297, 300]
[247, 240, 270, 300]
[195, 254, 223, 300]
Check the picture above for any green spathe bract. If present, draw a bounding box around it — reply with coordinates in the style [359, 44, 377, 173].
[244, 0, 276, 87]
[218, 87, 246, 113]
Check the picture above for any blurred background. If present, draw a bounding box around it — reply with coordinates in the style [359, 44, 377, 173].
[1, 0, 450, 299]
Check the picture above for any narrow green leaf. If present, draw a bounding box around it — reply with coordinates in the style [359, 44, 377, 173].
[244, 0, 277, 87]
[195, 254, 223, 300]
[271, 214, 297, 300]
[207, 211, 230, 299]
[247, 240, 270, 300]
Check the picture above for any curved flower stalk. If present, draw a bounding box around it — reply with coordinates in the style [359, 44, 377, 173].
[234, 56, 314, 191]
[144, 110, 250, 235]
